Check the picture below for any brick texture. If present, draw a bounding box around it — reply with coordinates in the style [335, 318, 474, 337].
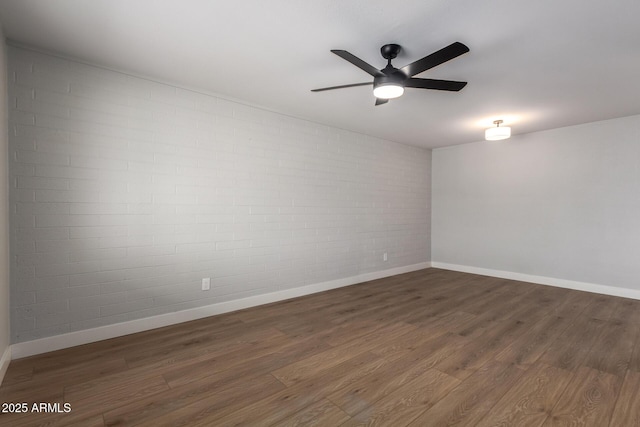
[8, 46, 431, 343]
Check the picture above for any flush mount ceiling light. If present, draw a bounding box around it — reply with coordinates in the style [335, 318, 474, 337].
[485, 120, 511, 140]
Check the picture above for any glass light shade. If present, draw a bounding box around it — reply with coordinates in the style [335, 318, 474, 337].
[373, 84, 404, 99]
[485, 125, 511, 141]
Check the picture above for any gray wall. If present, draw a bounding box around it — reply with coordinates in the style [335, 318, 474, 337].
[8, 46, 431, 343]
[432, 114, 640, 291]
[0, 27, 10, 363]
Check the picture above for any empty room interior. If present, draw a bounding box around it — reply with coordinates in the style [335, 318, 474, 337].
[1, 1, 640, 426]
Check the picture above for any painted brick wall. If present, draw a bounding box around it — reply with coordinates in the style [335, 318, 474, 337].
[8, 45, 431, 343]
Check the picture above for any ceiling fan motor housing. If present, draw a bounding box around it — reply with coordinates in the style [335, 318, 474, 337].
[373, 70, 406, 99]
[373, 71, 406, 90]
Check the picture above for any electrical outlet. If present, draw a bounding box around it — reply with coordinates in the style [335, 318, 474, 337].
[202, 277, 211, 291]
[383, 252, 388, 261]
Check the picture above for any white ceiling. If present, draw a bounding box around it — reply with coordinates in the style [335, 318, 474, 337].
[1, 0, 639, 148]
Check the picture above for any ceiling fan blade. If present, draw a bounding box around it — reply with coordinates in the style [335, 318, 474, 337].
[311, 82, 373, 92]
[331, 50, 385, 77]
[375, 98, 389, 106]
[405, 78, 467, 91]
[400, 42, 469, 77]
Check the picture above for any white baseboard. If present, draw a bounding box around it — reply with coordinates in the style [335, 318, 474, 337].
[11, 262, 431, 359]
[0, 345, 11, 386]
[431, 262, 640, 300]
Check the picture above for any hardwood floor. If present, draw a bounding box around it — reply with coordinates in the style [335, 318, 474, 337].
[1, 268, 639, 426]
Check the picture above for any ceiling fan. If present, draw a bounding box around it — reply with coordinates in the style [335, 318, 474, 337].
[311, 42, 469, 106]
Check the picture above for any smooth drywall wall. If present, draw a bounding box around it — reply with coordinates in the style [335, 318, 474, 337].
[432, 114, 640, 291]
[0, 26, 11, 378]
[7, 45, 431, 343]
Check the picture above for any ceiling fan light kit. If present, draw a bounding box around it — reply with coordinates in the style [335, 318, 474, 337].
[312, 42, 469, 106]
[485, 120, 511, 141]
[373, 76, 405, 99]
[373, 83, 404, 99]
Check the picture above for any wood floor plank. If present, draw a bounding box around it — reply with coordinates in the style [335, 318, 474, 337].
[609, 370, 640, 427]
[4, 411, 106, 427]
[321, 320, 393, 347]
[2, 357, 129, 394]
[506, 288, 563, 324]
[0, 362, 33, 386]
[369, 328, 468, 364]
[538, 315, 605, 371]
[329, 332, 468, 416]
[15, 314, 243, 373]
[0, 412, 107, 427]
[629, 331, 640, 373]
[408, 310, 478, 338]
[475, 363, 573, 427]
[110, 373, 285, 427]
[408, 360, 525, 426]
[327, 293, 435, 327]
[549, 290, 593, 319]
[609, 297, 640, 324]
[0, 402, 63, 427]
[161, 332, 324, 388]
[581, 294, 620, 321]
[406, 279, 501, 324]
[542, 366, 622, 427]
[363, 328, 438, 361]
[608, 298, 640, 373]
[123, 324, 286, 368]
[436, 318, 528, 380]
[232, 284, 373, 323]
[64, 373, 170, 413]
[272, 314, 336, 339]
[343, 368, 460, 426]
[199, 351, 389, 426]
[365, 295, 453, 326]
[272, 322, 416, 386]
[277, 399, 351, 427]
[459, 282, 526, 316]
[494, 314, 572, 367]
[0, 378, 65, 403]
[584, 318, 637, 377]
